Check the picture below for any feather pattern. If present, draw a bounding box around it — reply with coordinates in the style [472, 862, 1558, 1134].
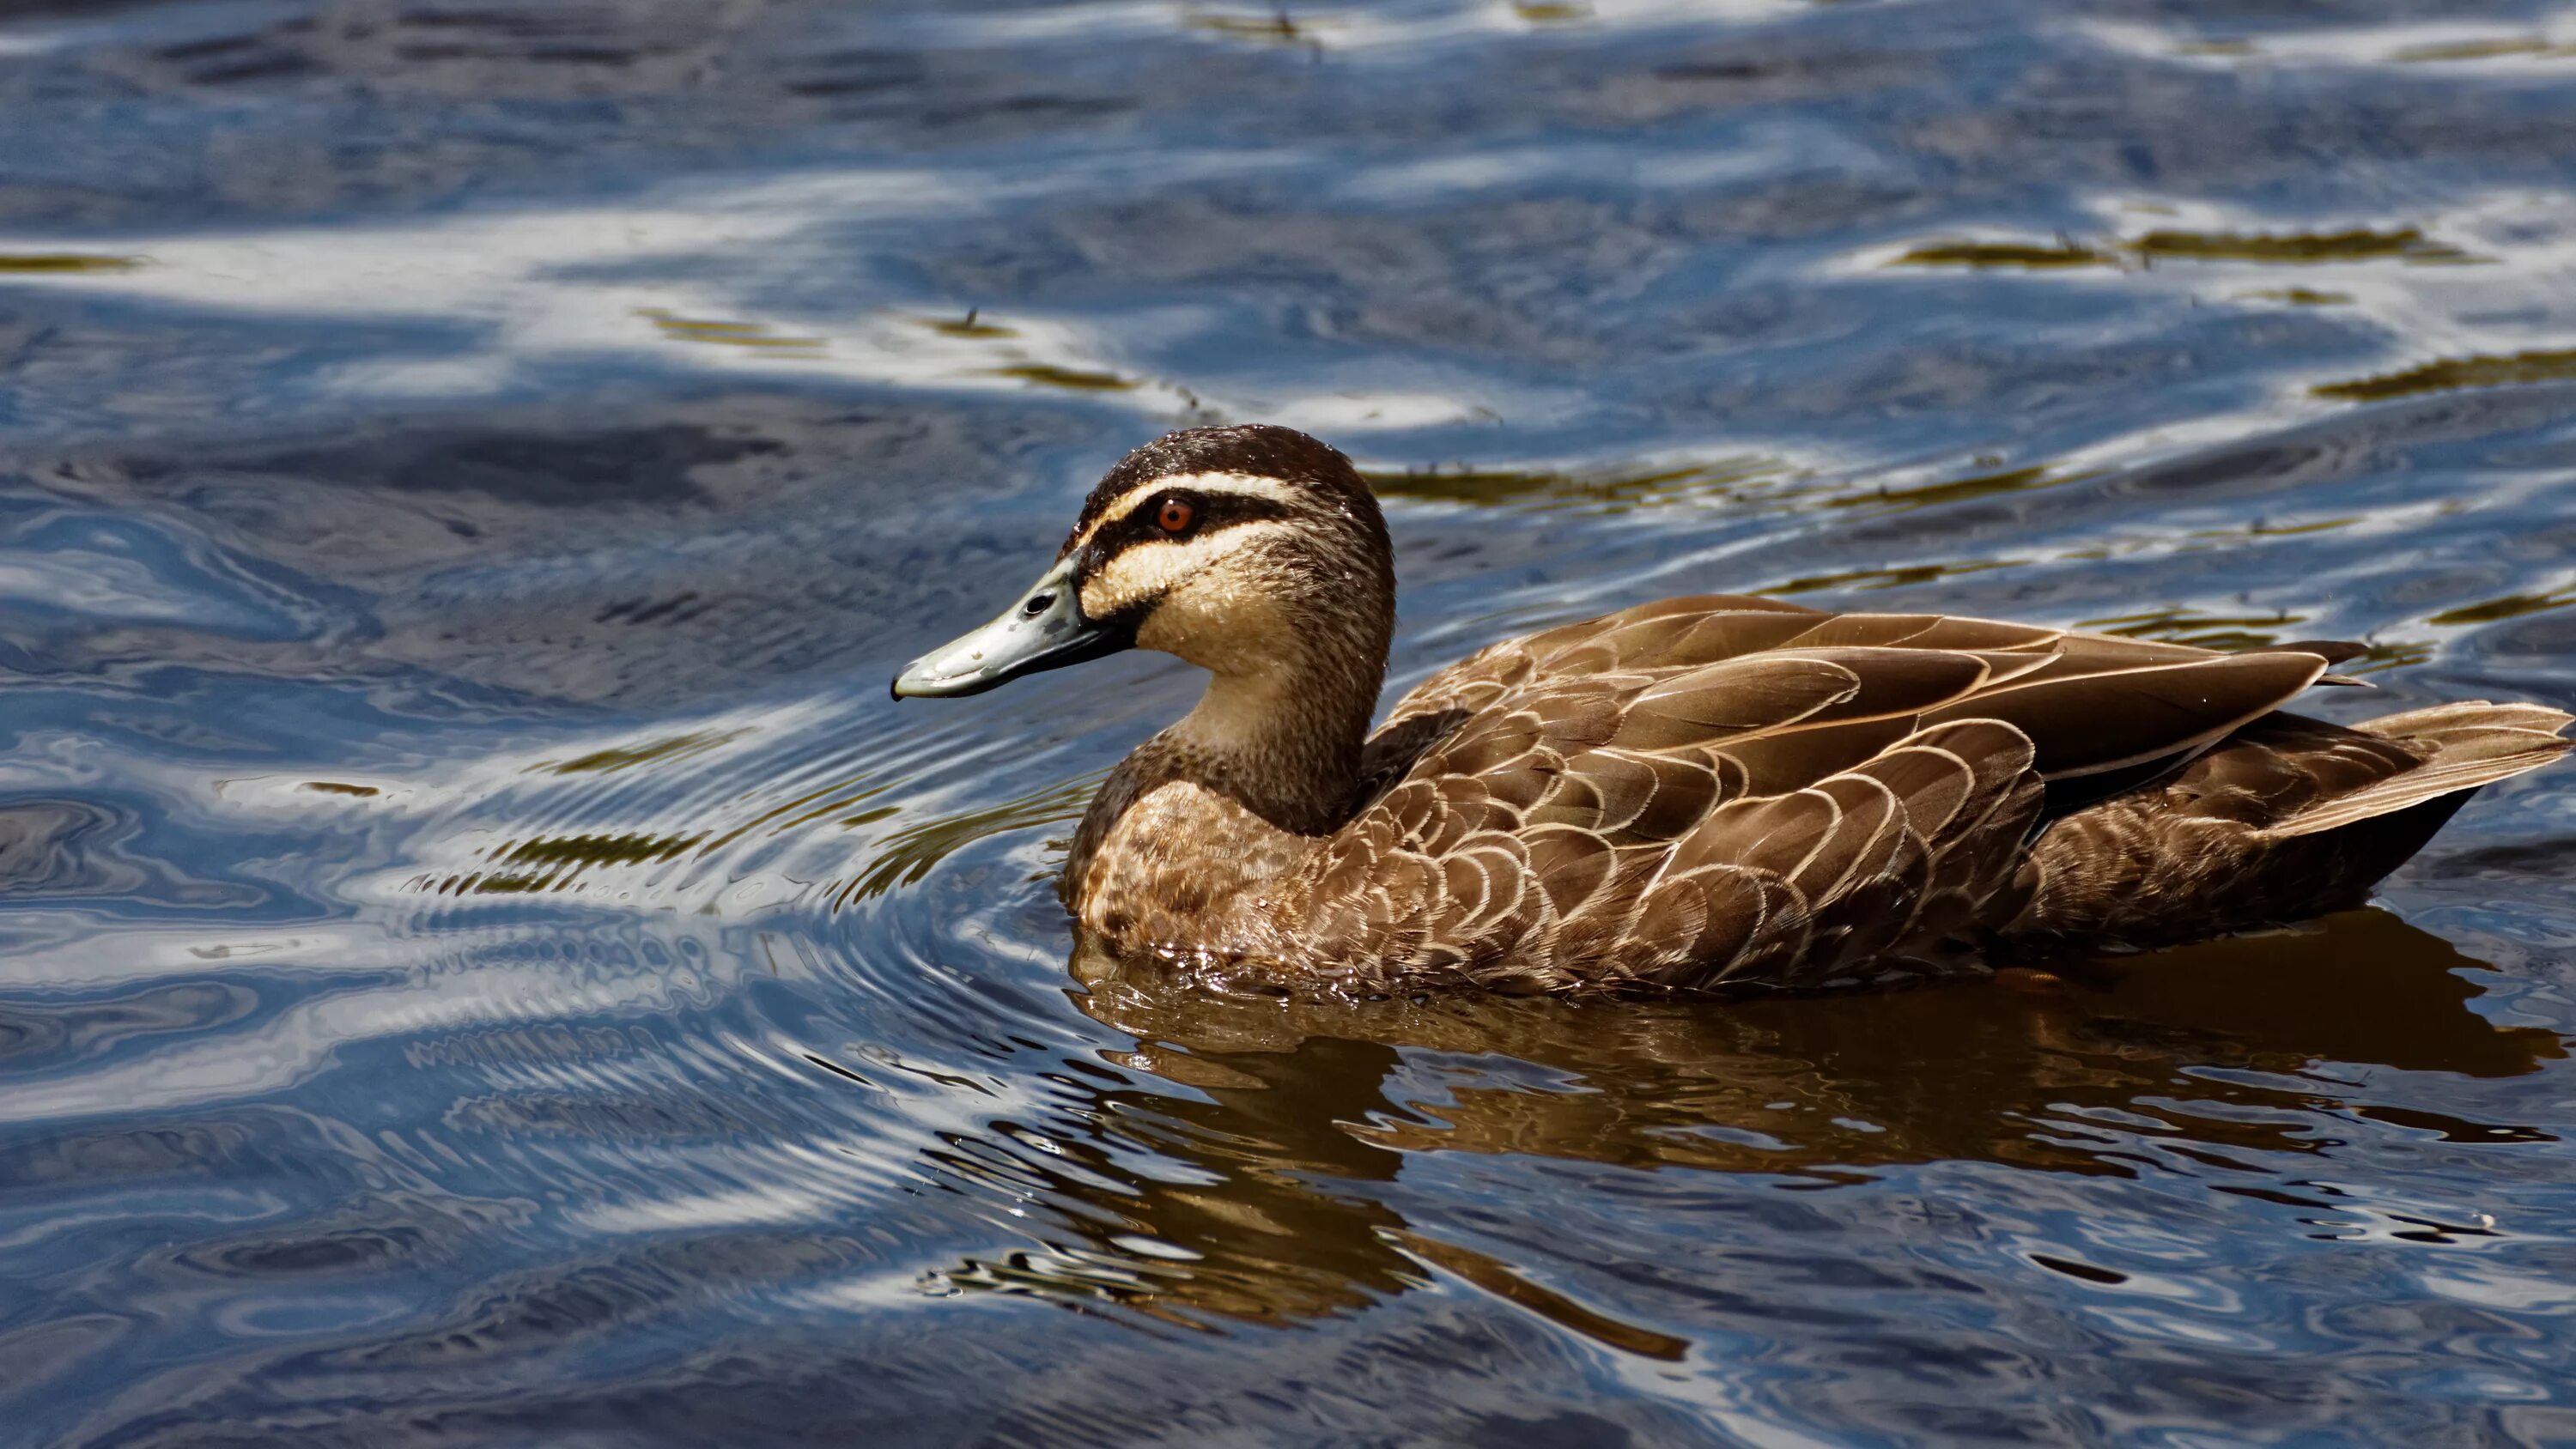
[1239, 599, 2082, 991]
[1076, 591, 2569, 993]
[904, 425, 2572, 995]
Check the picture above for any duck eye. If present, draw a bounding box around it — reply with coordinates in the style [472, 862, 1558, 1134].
[1156, 497, 1195, 534]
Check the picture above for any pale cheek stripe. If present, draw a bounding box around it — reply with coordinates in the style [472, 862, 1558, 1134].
[1068, 471, 1315, 553]
[1078, 522, 1294, 618]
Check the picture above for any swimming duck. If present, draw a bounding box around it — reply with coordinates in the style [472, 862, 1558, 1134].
[894, 425, 2571, 994]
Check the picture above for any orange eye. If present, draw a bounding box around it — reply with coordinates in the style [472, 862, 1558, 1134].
[1157, 497, 1195, 534]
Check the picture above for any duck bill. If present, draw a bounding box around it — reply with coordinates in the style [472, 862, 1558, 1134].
[890, 556, 1133, 699]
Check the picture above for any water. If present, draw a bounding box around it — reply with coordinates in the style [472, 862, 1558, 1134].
[3, 1, 2575, 1443]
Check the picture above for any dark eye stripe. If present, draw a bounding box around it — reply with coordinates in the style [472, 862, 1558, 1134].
[1101, 490, 1297, 552]
[1072, 489, 1303, 602]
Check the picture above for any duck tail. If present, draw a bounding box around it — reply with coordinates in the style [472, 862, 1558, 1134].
[2258, 701, 2573, 840]
[1998, 701, 2569, 959]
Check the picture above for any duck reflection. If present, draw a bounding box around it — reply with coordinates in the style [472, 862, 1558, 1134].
[923, 910, 2563, 1348]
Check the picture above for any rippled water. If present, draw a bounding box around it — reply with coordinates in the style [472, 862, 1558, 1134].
[4, 2, 2576, 1444]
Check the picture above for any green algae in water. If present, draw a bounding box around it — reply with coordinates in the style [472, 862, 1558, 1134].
[2128, 227, 2476, 265]
[917, 309, 1019, 338]
[639, 308, 825, 352]
[1827, 464, 2088, 512]
[1761, 559, 2026, 596]
[2079, 606, 2310, 652]
[2429, 587, 2576, 626]
[984, 363, 1136, 391]
[834, 773, 1101, 906]
[1893, 240, 2117, 270]
[2316, 347, 2576, 402]
[541, 730, 744, 775]
[1893, 227, 2481, 271]
[441, 832, 709, 894]
[0, 253, 142, 272]
[2391, 36, 2567, 63]
[1364, 457, 1790, 513]
[2239, 288, 2354, 306]
[1183, 9, 1317, 43]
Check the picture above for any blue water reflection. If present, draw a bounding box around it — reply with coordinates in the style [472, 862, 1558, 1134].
[3, 1, 2576, 1445]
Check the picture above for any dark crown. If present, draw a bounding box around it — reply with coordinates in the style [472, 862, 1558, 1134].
[1067, 425, 1378, 545]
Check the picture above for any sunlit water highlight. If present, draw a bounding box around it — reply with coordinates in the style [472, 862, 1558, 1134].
[3, 2, 2575, 1444]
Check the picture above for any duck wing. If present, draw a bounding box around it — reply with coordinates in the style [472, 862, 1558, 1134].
[1296, 596, 2348, 992]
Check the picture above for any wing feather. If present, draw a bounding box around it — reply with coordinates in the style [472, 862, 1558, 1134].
[1286, 597, 2432, 990]
[1922, 652, 2326, 779]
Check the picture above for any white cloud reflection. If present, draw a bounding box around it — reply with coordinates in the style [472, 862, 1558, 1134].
[0, 159, 1495, 433]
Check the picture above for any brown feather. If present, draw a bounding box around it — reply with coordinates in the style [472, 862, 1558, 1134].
[1923, 652, 2327, 778]
[1717, 716, 1917, 797]
[1609, 656, 1859, 751]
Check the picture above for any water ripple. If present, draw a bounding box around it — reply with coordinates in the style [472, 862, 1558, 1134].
[4, 1, 2576, 1445]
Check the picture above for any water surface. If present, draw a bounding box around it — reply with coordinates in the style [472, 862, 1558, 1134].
[4, 2, 2576, 1444]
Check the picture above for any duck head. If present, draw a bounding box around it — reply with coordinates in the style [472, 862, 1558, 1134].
[892, 424, 1394, 706]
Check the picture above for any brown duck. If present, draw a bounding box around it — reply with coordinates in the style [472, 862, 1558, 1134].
[894, 425, 2571, 994]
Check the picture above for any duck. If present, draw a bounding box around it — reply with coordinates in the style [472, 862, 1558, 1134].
[893, 424, 2572, 995]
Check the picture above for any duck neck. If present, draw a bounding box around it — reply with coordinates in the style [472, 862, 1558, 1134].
[1061, 639, 1384, 943]
[1164, 646, 1381, 835]
[1063, 516, 1397, 942]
